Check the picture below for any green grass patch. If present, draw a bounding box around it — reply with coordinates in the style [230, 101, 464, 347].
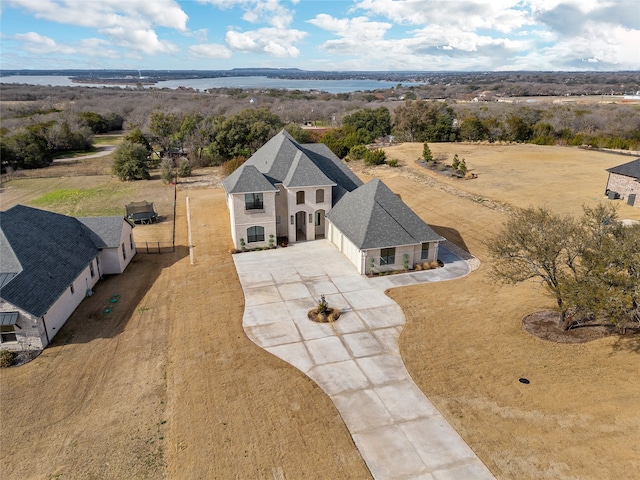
[51, 148, 99, 160]
[93, 134, 123, 146]
[31, 184, 133, 217]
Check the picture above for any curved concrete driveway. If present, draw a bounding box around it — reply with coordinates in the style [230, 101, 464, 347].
[233, 240, 494, 480]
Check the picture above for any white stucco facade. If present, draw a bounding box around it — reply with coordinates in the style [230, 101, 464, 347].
[97, 222, 136, 275]
[228, 185, 332, 250]
[328, 220, 441, 275]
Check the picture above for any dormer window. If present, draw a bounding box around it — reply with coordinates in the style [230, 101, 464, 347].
[245, 193, 264, 210]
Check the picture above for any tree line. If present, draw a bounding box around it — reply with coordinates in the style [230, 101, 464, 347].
[2, 81, 639, 174]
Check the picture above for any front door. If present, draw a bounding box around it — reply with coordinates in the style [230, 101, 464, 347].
[295, 211, 306, 241]
[314, 210, 326, 239]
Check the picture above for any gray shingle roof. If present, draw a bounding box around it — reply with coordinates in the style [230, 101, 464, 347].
[326, 178, 444, 250]
[0, 229, 22, 288]
[223, 130, 362, 203]
[77, 217, 132, 248]
[0, 205, 125, 317]
[223, 164, 279, 194]
[282, 150, 335, 188]
[607, 158, 640, 180]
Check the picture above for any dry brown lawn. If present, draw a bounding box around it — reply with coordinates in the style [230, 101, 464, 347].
[1, 143, 639, 479]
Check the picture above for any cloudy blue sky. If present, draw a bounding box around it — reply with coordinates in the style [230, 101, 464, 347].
[1, 0, 638, 71]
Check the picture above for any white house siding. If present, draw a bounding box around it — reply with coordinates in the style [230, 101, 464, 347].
[41, 261, 100, 345]
[97, 223, 136, 275]
[227, 192, 239, 246]
[275, 185, 289, 239]
[286, 186, 332, 242]
[231, 191, 277, 249]
[327, 223, 366, 274]
[364, 244, 416, 274]
[411, 242, 440, 266]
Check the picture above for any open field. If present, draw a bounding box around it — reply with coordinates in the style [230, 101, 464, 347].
[1, 143, 639, 479]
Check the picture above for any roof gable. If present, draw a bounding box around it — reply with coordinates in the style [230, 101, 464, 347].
[326, 179, 444, 250]
[78, 217, 130, 248]
[223, 130, 362, 201]
[607, 158, 640, 180]
[282, 150, 336, 188]
[222, 164, 278, 194]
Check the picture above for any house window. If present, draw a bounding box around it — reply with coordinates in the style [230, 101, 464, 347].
[296, 191, 305, 205]
[130, 233, 134, 250]
[421, 243, 429, 260]
[380, 247, 396, 265]
[0, 326, 16, 343]
[316, 189, 324, 203]
[122, 243, 126, 260]
[276, 215, 281, 224]
[245, 193, 264, 210]
[315, 212, 321, 226]
[247, 226, 265, 243]
[70, 284, 75, 295]
[90, 262, 95, 278]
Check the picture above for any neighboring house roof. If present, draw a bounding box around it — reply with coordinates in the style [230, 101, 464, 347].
[0, 205, 125, 317]
[223, 130, 362, 203]
[0, 229, 22, 288]
[78, 217, 132, 248]
[607, 158, 640, 180]
[327, 178, 445, 250]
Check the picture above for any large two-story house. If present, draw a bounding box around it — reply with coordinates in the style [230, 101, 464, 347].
[223, 130, 444, 275]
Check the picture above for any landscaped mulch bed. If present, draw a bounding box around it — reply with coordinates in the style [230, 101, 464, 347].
[523, 310, 639, 343]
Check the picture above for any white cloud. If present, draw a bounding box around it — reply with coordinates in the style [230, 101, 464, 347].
[225, 27, 306, 57]
[12, 31, 119, 58]
[198, 0, 296, 29]
[6, 0, 188, 55]
[307, 14, 392, 42]
[101, 26, 179, 55]
[353, 0, 534, 32]
[189, 43, 233, 58]
[311, 1, 639, 70]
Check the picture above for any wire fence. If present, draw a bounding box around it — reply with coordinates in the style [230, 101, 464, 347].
[135, 242, 175, 254]
[135, 183, 178, 254]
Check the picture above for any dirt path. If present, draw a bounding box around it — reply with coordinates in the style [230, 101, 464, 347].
[54, 145, 116, 162]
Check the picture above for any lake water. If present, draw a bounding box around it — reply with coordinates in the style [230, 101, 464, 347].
[0, 75, 423, 93]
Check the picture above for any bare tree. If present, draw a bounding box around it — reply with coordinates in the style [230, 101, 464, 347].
[488, 206, 581, 329]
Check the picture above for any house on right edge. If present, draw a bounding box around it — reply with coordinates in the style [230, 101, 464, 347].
[605, 158, 640, 207]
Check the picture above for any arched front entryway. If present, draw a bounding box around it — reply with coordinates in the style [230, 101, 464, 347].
[314, 209, 325, 239]
[295, 211, 306, 241]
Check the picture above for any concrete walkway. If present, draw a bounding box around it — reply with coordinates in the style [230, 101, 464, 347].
[233, 240, 494, 480]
